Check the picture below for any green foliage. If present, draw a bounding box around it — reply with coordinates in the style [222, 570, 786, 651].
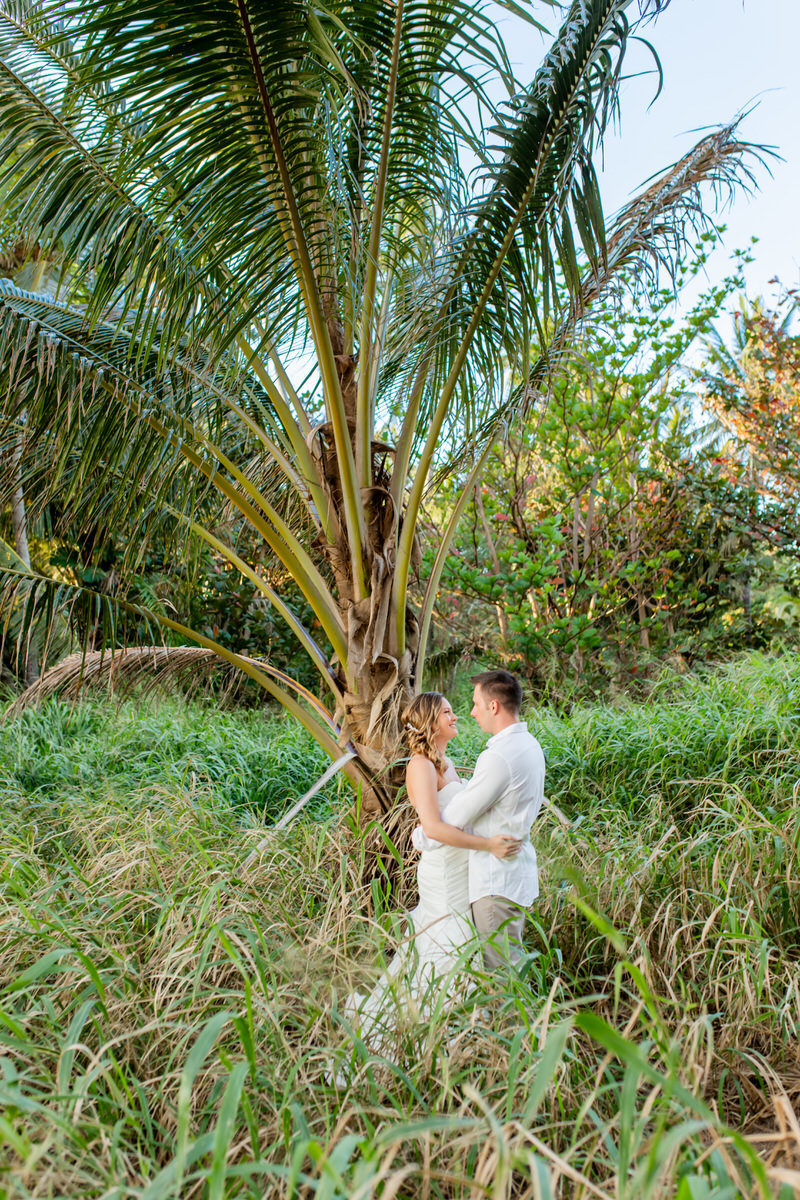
[430, 261, 800, 702]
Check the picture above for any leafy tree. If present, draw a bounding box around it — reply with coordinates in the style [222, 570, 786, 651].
[434, 260, 798, 696]
[697, 293, 800, 504]
[0, 0, 763, 813]
[688, 292, 800, 646]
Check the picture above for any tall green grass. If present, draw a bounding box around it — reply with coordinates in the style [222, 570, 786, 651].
[1, 653, 800, 1196]
[0, 696, 337, 820]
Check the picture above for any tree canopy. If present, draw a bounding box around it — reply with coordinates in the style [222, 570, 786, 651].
[0, 0, 765, 810]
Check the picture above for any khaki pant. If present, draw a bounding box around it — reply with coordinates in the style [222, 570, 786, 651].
[471, 895, 526, 970]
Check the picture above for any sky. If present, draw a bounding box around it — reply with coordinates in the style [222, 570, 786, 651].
[497, 0, 800, 312]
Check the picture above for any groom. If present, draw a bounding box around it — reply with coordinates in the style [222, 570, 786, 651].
[412, 669, 545, 969]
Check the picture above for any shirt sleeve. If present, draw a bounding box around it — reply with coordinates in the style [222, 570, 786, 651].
[440, 749, 510, 828]
[411, 824, 442, 851]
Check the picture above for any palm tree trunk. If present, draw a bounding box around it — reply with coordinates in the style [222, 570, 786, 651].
[10, 425, 39, 684]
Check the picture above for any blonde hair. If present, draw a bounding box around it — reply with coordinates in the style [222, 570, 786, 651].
[401, 692, 448, 777]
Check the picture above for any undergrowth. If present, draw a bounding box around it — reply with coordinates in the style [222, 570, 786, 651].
[0, 696, 337, 821]
[1, 653, 799, 1197]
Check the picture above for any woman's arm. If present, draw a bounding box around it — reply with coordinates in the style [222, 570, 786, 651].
[407, 757, 521, 859]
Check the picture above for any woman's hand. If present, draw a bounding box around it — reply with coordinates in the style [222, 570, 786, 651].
[487, 834, 522, 859]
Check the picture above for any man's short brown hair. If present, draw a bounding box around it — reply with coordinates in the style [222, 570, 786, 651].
[470, 669, 522, 714]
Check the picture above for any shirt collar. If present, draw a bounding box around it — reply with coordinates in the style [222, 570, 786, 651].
[488, 720, 527, 746]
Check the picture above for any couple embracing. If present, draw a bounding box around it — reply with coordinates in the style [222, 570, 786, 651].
[346, 670, 545, 1044]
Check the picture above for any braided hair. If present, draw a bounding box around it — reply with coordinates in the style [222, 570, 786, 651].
[401, 692, 448, 777]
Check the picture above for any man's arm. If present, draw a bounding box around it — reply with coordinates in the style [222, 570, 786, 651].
[411, 750, 509, 851]
[440, 749, 509, 827]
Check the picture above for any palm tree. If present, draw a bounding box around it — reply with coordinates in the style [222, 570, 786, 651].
[0, 0, 762, 815]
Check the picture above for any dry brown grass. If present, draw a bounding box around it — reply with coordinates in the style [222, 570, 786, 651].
[1, 772, 798, 1198]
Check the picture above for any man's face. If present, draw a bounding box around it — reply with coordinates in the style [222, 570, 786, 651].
[471, 684, 495, 733]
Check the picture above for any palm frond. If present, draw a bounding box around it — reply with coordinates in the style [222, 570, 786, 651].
[433, 121, 769, 482]
[387, 0, 674, 483]
[0, 281, 349, 659]
[4, 645, 251, 715]
[582, 122, 768, 306]
[405, 119, 767, 665]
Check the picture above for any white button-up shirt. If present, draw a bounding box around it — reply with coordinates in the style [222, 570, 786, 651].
[411, 722, 546, 906]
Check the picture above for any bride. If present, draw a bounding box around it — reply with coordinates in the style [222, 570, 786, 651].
[344, 691, 521, 1051]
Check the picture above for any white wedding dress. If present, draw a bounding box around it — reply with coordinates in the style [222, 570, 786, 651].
[344, 781, 475, 1052]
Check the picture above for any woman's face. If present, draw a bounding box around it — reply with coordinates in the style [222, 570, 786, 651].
[436, 698, 458, 744]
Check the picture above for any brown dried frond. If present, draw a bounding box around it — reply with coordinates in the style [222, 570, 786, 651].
[4, 645, 253, 717]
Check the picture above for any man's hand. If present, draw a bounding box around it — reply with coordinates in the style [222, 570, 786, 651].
[487, 834, 522, 859]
